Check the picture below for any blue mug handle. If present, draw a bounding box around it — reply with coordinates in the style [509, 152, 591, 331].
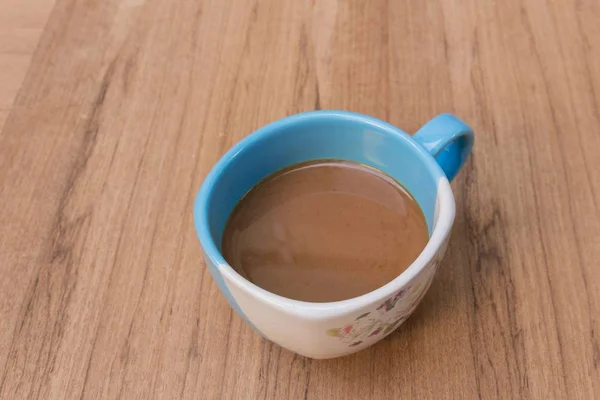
[413, 114, 474, 181]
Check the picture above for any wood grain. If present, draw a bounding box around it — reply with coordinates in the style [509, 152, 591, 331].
[1, 0, 599, 398]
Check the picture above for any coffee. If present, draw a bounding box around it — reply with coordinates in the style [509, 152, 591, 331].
[221, 160, 428, 302]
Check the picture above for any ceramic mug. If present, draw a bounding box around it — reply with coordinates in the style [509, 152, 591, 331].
[194, 111, 473, 359]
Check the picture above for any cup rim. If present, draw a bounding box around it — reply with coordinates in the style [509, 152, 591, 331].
[194, 110, 455, 317]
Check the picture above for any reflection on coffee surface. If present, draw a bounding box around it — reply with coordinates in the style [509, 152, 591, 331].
[222, 160, 429, 302]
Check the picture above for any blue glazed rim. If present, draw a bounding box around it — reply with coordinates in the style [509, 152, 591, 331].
[193, 110, 455, 316]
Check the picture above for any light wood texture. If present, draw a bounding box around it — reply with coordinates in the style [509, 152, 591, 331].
[1, 0, 599, 398]
[0, 0, 56, 130]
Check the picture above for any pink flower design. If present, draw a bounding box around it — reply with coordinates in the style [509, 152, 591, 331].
[327, 273, 436, 347]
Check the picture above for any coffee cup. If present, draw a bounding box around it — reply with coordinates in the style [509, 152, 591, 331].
[194, 111, 473, 359]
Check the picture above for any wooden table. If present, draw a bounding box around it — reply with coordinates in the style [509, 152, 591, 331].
[1, 0, 599, 398]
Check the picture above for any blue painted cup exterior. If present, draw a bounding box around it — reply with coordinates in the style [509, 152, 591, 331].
[194, 111, 473, 358]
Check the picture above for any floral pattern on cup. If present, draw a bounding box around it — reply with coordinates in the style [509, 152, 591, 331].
[326, 248, 447, 346]
[326, 284, 423, 345]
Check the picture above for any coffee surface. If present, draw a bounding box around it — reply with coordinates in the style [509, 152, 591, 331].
[221, 160, 429, 302]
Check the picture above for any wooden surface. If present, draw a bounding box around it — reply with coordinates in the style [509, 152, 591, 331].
[1, 0, 599, 398]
